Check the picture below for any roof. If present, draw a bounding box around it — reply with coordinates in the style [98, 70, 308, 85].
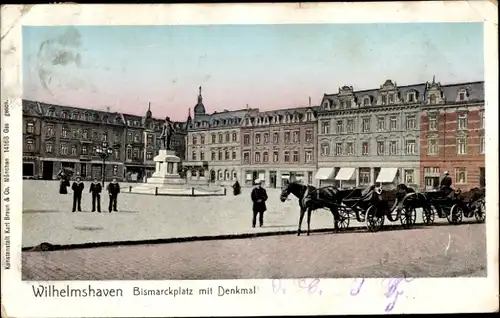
[22, 99, 188, 130]
[320, 79, 484, 109]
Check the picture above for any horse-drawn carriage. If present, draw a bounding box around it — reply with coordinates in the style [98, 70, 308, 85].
[336, 184, 427, 232]
[421, 187, 486, 225]
[280, 181, 427, 235]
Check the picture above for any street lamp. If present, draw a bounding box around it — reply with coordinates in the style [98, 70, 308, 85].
[96, 141, 114, 187]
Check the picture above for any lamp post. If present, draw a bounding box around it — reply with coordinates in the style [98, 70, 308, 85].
[96, 141, 114, 187]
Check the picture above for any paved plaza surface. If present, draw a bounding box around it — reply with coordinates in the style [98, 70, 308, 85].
[22, 222, 486, 280]
[24, 180, 461, 248]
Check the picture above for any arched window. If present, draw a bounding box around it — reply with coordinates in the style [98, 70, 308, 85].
[224, 169, 230, 180]
[321, 143, 330, 156]
[217, 169, 223, 180]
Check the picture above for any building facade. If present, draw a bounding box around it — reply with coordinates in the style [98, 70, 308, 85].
[22, 100, 186, 181]
[182, 87, 246, 185]
[239, 106, 318, 188]
[316, 79, 424, 189]
[420, 81, 485, 190]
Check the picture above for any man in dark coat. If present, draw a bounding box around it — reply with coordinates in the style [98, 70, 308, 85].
[58, 169, 70, 194]
[71, 176, 84, 212]
[107, 177, 120, 213]
[89, 178, 102, 212]
[250, 179, 268, 228]
[232, 180, 241, 196]
[440, 171, 453, 197]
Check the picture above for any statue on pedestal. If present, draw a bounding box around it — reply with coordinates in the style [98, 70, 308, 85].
[160, 116, 175, 150]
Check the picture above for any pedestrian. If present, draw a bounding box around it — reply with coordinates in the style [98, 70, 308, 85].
[89, 178, 102, 212]
[232, 179, 241, 196]
[58, 169, 70, 194]
[71, 176, 84, 212]
[250, 179, 268, 228]
[107, 177, 120, 213]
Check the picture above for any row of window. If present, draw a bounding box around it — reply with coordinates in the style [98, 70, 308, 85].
[190, 169, 238, 181]
[242, 112, 315, 126]
[320, 115, 417, 135]
[423, 167, 470, 185]
[427, 112, 485, 131]
[192, 131, 238, 145]
[320, 140, 417, 156]
[45, 108, 122, 124]
[427, 135, 485, 155]
[35, 124, 178, 149]
[191, 150, 238, 161]
[242, 150, 314, 164]
[32, 141, 149, 162]
[351, 168, 415, 185]
[242, 130, 314, 146]
[323, 89, 470, 110]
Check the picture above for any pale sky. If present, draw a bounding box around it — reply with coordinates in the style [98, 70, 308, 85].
[23, 23, 484, 121]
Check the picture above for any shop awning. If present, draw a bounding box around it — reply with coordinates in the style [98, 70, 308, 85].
[376, 168, 399, 183]
[315, 168, 335, 180]
[335, 167, 355, 181]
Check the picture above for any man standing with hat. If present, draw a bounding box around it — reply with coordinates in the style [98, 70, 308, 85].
[71, 176, 84, 212]
[250, 179, 268, 228]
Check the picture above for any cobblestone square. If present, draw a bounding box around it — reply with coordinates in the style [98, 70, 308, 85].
[24, 180, 456, 248]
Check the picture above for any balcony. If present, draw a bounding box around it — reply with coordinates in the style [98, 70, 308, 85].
[79, 155, 91, 161]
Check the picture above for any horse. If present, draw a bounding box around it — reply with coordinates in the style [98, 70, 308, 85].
[279, 181, 342, 236]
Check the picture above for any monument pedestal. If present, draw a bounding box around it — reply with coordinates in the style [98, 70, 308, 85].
[146, 149, 187, 186]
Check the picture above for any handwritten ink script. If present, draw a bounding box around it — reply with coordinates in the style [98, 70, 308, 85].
[350, 277, 414, 312]
[272, 278, 323, 295]
[2, 101, 11, 270]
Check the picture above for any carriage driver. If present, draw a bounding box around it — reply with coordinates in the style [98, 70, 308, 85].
[440, 171, 453, 196]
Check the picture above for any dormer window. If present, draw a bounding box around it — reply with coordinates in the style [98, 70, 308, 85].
[407, 91, 415, 103]
[363, 97, 370, 106]
[429, 93, 437, 104]
[245, 118, 250, 125]
[381, 95, 387, 105]
[306, 112, 313, 121]
[388, 94, 394, 104]
[61, 111, 68, 119]
[457, 89, 468, 102]
[322, 100, 330, 109]
[115, 117, 121, 124]
[85, 113, 92, 121]
[346, 100, 352, 108]
[339, 101, 345, 109]
[47, 108, 55, 117]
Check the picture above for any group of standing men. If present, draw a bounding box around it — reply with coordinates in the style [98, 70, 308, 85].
[58, 170, 121, 213]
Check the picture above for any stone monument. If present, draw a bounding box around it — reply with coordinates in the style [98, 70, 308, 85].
[145, 116, 186, 186]
[145, 149, 186, 186]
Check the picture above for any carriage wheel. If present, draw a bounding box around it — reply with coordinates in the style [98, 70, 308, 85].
[447, 204, 464, 225]
[474, 200, 486, 223]
[337, 206, 350, 230]
[365, 205, 384, 232]
[422, 205, 436, 225]
[400, 206, 417, 229]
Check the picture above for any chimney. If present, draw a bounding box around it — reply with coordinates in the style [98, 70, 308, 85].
[106, 106, 110, 112]
[309, 97, 311, 107]
[246, 104, 249, 110]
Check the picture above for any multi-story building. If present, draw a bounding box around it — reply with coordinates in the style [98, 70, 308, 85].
[240, 105, 319, 188]
[316, 79, 424, 189]
[420, 80, 485, 190]
[183, 87, 246, 185]
[21, 100, 187, 181]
